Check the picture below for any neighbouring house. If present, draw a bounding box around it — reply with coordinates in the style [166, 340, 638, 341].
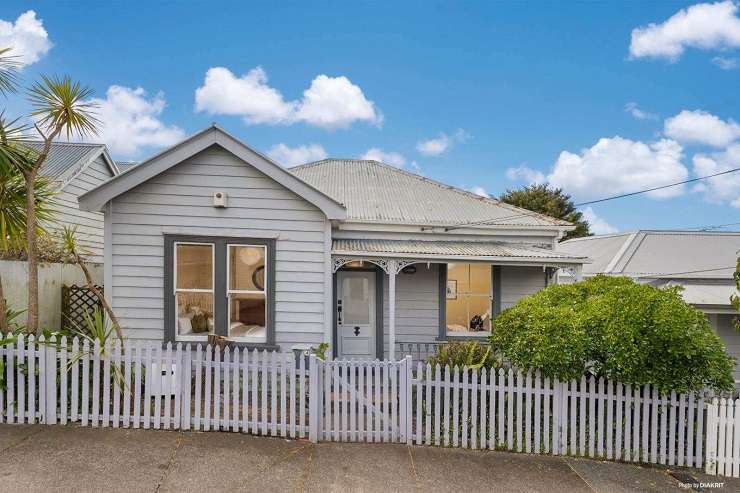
[22, 140, 120, 263]
[0, 141, 116, 329]
[78, 125, 587, 359]
[559, 230, 740, 380]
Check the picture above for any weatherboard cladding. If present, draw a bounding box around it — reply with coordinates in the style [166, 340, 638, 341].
[108, 146, 329, 346]
[48, 155, 115, 262]
[332, 238, 581, 260]
[290, 159, 569, 227]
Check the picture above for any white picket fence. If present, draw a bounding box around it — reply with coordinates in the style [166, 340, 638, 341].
[0, 334, 310, 438]
[0, 334, 727, 474]
[705, 398, 740, 478]
[410, 363, 707, 469]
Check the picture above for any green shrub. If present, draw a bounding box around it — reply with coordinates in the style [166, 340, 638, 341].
[427, 341, 500, 369]
[491, 275, 735, 393]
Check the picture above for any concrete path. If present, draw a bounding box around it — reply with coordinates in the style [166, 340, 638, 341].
[0, 424, 737, 492]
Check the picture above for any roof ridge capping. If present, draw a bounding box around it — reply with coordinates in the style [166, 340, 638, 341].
[291, 158, 572, 228]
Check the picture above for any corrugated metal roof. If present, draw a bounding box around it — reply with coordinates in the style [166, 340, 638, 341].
[291, 159, 569, 228]
[557, 233, 634, 273]
[115, 161, 140, 173]
[559, 230, 740, 279]
[332, 238, 586, 263]
[20, 140, 106, 181]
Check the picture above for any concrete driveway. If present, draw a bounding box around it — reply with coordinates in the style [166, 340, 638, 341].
[0, 424, 736, 492]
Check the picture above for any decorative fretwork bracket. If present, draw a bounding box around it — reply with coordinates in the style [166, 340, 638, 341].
[332, 257, 418, 275]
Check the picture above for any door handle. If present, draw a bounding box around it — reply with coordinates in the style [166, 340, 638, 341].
[354, 326, 360, 336]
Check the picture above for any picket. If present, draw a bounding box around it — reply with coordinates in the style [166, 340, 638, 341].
[0, 334, 729, 475]
[17, 334, 26, 424]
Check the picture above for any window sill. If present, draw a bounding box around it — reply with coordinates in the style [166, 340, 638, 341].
[165, 340, 280, 352]
[436, 334, 491, 342]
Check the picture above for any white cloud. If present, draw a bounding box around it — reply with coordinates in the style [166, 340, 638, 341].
[664, 109, 740, 147]
[692, 143, 740, 207]
[0, 10, 52, 67]
[416, 129, 469, 156]
[294, 75, 382, 129]
[629, 1, 740, 61]
[625, 102, 658, 120]
[712, 55, 739, 69]
[548, 136, 689, 199]
[89, 86, 185, 158]
[194, 67, 295, 124]
[360, 148, 406, 168]
[195, 66, 382, 130]
[581, 207, 618, 235]
[470, 186, 489, 197]
[267, 143, 327, 167]
[505, 165, 546, 185]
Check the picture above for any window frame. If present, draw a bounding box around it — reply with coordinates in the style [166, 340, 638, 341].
[226, 243, 268, 342]
[173, 241, 216, 342]
[438, 263, 501, 340]
[164, 235, 276, 348]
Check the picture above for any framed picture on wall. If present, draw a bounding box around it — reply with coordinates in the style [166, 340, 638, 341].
[446, 280, 457, 300]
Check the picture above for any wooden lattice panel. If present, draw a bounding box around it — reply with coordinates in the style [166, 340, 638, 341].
[61, 284, 103, 331]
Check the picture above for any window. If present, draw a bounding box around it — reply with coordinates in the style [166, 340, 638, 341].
[227, 245, 267, 342]
[174, 243, 215, 339]
[445, 263, 492, 335]
[165, 236, 275, 346]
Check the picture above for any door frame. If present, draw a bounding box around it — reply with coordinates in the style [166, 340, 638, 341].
[332, 265, 384, 359]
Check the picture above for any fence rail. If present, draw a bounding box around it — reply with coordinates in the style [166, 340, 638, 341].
[0, 333, 729, 476]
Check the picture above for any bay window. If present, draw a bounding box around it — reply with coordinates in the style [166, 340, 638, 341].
[164, 236, 275, 346]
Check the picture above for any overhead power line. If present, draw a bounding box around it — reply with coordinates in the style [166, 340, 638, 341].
[445, 166, 740, 231]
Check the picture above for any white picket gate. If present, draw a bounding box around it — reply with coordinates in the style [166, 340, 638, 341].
[0, 333, 723, 473]
[311, 357, 410, 443]
[705, 398, 740, 478]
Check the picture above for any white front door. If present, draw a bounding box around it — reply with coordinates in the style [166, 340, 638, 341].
[337, 270, 376, 359]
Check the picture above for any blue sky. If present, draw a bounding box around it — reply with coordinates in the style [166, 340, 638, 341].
[2, 1, 739, 233]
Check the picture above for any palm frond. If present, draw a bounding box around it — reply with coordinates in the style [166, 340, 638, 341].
[0, 47, 21, 96]
[27, 75, 100, 139]
[0, 163, 57, 253]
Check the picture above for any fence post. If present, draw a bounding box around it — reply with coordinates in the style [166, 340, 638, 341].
[309, 355, 319, 443]
[705, 398, 718, 475]
[45, 336, 58, 425]
[405, 355, 413, 445]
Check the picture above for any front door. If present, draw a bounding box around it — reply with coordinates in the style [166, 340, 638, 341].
[337, 270, 376, 359]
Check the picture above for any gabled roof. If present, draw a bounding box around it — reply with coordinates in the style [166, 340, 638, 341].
[19, 140, 119, 188]
[559, 230, 740, 279]
[78, 125, 346, 219]
[290, 159, 572, 230]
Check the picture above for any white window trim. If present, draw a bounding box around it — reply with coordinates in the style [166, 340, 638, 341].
[226, 244, 268, 342]
[174, 241, 215, 341]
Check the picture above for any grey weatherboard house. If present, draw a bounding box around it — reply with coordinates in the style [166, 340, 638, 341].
[79, 125, 587, 359]
[24, 141, 120, 263]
